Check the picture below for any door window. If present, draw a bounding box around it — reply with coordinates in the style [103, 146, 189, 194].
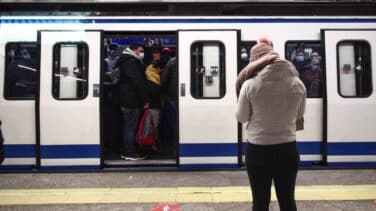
[337, 40, 372, 97]
[52, 42, 89, 100]
[239, 41, 257, 72]
[285, 41, 324, 98]
[4, 42, 38, 100]
[191, 41, 226, 99]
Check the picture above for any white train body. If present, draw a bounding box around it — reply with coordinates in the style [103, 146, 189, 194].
[0, 15, 375, 170]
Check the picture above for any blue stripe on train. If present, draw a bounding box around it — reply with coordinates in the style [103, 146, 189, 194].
[40, 165, 101, 171]
[2, 144, 100, 159]
[40, 145, 100, 159]
[300, 161, 318, 167]
[0, 165, 34, 170]
[180, 164, 239, 169]
[180, 143, 238, 157]
[3, 145, 35, 158]
[242, 141, 321, 155]
[181, 142, 322, 157]
[327, 162, 376, 167]
[1, 18, 376, 24]
[328, 142, 376, 155]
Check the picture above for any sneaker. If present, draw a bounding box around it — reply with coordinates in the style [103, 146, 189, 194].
[152, 144, 159, 152]
[121, 153, 147, 161]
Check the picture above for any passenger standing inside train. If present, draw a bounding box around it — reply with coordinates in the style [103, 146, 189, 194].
[117, 42, 148, 161]
[236, 39, 306, 211]
[292, 49, 310, 89]
[160, 53, 177, 155]
[145, 44, 166, 150]
[305, 51, 323, 97]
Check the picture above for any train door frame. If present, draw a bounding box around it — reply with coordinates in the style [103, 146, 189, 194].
[0, 33, 38, 170]
[177, 29, 240, 169]
[101, 31, 179, 168]
[238, 40, 257, 166]
[37, 30, 103, 170]
[321, 28, 376, 167]
[284, 39, 325, 167]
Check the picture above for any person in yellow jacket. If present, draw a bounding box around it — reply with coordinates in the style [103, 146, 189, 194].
[145, 45, 167, 151]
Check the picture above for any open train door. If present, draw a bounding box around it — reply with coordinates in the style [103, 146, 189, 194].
[322, 29, 376, 167]
[38, 30, 103, 170]
[178, 30, 240, 168]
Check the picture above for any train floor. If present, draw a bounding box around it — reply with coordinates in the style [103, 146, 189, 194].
[103, 142, 176, 167]
[104, 150, 176, 166]
[0, 169, 375, 210]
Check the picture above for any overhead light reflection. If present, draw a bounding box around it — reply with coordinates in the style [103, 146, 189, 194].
[54, 74, 87, 82]
[17, 64, 37, 72]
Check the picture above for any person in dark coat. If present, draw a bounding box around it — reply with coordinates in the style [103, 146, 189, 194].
[161, 56, 178, 103]
[160, 56, 178, 155]
[117, 42, 148, 161]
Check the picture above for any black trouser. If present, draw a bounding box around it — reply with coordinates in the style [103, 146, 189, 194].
[246, 141, 300, 211]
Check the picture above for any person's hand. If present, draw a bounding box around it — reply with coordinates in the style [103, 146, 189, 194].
[264, 52, 279, 62]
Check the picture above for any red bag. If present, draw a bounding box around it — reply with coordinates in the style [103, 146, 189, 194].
[136, 109, 156, 148]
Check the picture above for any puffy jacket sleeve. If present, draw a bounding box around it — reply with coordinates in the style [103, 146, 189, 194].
[297, 91, 306, 120]
[121, 58, 148, 104]
[236, 52, 279, 97]
[236, 81, 253, 123]
[293, 76, 306, 120]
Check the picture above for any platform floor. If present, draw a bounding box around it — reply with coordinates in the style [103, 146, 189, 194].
[0, 169, 375, 210]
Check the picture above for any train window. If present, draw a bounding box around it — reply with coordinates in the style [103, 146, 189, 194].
[52, 42, 89, 100]
[285, 41, 324, 98]
[239, 41, 257, 72]
[4, 42, 38, 100]
[191, 41, 225, 99]
[337, 41, 372, 97]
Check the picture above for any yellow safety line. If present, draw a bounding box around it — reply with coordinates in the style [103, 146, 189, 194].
[0, 185, 375, 205]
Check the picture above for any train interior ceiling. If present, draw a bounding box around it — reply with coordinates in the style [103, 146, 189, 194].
[102, 32, 177, 167]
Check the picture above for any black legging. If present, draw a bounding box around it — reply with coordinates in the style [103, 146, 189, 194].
[246, 141, 300, 211]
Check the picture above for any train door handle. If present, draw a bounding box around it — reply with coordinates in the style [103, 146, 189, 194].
[93, 84, 100, 97]
[180, 83, 185, 97]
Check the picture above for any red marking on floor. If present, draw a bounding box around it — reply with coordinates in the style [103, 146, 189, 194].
[151, 202, 180, 211]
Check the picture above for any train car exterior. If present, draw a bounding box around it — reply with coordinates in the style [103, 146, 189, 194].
[0, 2, 376, 171]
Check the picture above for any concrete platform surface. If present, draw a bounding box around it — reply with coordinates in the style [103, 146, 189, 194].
[1, 169, 375, 189]
[1, 201, 376, 211]
[0, 169, 375, 210]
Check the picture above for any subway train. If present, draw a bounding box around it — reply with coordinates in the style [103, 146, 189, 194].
[0, 1, 376, 171]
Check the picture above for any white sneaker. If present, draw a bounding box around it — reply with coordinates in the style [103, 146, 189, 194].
[120, 153, 146, 161]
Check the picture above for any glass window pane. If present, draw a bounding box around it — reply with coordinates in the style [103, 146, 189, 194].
[4, 42, 38, 100]
[239, 41, 257, 72]
[338, 41, 372, 97]
[52, 42, 88, 100]
[285, 41, 324, 98]
[191, 42, 225, 99]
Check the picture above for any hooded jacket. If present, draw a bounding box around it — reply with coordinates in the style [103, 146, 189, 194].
[145, 64, 161, 108]
[117, 48, 147, 108]
[236, 61, 306, 145]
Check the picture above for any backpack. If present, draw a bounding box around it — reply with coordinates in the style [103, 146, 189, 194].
[136, 109, 156, 148]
